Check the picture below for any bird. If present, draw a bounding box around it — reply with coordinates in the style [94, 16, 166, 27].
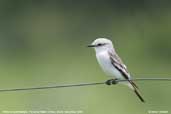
[88, 38, 145, 102]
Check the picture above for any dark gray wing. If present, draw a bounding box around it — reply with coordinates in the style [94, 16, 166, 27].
[108, 50, 129, 79]
[108, 50, 138, 89]
[108, 50, 145, 102]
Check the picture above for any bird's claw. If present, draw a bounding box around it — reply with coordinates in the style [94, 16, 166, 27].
[105, 79, 118, 85]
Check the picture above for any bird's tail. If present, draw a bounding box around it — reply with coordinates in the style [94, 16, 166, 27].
[128, 80, 145, 103]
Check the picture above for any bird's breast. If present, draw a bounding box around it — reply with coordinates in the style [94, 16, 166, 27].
[96, 51, 122, 78]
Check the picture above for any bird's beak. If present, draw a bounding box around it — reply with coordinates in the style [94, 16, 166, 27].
[87, 44, 96, 47]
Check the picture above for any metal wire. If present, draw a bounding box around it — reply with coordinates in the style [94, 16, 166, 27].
[0, 82, 105, 92]
[0, 78, 171, 92]
[119, 78, 171, 82]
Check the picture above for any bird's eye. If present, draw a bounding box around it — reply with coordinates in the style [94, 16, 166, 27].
[97, 43, 103, 46]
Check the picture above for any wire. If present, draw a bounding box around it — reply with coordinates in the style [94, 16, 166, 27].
[0, 82, 105, 92]
[0, 78, 171, 92]
[120, 78, 171, 82]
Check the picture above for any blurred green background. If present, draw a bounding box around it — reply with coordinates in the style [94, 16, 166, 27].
[0, 0, 171, 114]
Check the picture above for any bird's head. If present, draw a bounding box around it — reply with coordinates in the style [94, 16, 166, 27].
[88, 38, 114, 53]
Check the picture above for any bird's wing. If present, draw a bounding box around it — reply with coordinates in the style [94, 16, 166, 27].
[108, 50, 138, 89]
[108, 50, 129, 78]
[108, 50, 144, 102]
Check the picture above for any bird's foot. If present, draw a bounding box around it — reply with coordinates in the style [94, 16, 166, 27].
[105, 79, 119, 85]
